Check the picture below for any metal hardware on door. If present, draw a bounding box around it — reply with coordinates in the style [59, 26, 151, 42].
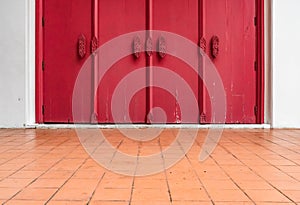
[146, 37, 153, 56]
[91, 36, 98, 54]
[133, 36, 141, 58]
[158, 36, 166, 58]
[200, 37, 206, 53]
[78, 34, 87, 58]
[210, 35, 219, 59]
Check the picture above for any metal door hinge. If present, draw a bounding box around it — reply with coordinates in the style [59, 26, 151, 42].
[42, 105, 45, 115]
[42, 17, 45, 27]
[254, 17, 257, 26]
[254, 105, 258, 116]
[199, 37, 206, 53]
[42, 61, 45, 71]
[200, 113, 206, 123]
[254, 61, 257, 71]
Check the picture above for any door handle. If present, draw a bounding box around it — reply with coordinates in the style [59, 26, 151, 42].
[210, 35, 219, 59]
[158, 36, 166, 58]
[78, 34, 87, 58]
[133, 36, 141, 59]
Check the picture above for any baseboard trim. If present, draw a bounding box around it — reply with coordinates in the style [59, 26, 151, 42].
[25, 123, 272, 129]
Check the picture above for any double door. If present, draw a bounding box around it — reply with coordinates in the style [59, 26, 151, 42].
[42, 0, 259, 124]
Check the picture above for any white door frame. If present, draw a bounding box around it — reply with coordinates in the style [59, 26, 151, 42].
[25, 0, 36, 127]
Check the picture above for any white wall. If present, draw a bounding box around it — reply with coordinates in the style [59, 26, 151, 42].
[0, 0, 26, 127]
[0, 0, 35, 128]
[272, 0, 300, 128]
[0, 0, 299, 128]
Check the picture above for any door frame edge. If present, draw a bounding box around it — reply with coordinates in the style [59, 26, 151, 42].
[24, 0, 36, 126]
[35, 0, 43, 123]
[257, 0, 265, 124]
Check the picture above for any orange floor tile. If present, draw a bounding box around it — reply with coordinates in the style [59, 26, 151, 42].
[0, 128, 299, 204]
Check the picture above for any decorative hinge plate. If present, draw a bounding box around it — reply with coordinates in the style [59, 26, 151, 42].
[91, 36, 98, 54]
[146, 37, 153, 57]
[78, 34, 87, 58]
[199, 37, 206, 53]
[158, 36, 166, 58]
[211, 35, 220, 59]
[133, 36, 141, 58]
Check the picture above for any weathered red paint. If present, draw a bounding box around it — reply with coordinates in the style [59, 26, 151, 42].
[201, 0, 258, 124]
[37, 0, 264, 124]
[97, 0, 147, 123]
[151, 0, 199, 123]
[43, 0, 93, 123]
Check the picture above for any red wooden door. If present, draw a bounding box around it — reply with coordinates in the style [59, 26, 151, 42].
[96, 0, 199, 124]
[43, 0, 92, 123]
[200, 0, 257, 123]
[97, 0, 147, 123]
[151, 0, 199, 123]
[41, 0, 260, 124]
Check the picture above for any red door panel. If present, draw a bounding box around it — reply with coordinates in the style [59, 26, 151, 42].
[202, 0, 257, 123]
[41, 0, 260, 124]
[43, 0, 92, 123]
[97, 0, 147, 123]
[152, 0, 199, 123]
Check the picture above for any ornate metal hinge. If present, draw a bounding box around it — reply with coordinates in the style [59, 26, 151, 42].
[78, 34, 86, 58]
[133, 36, 141, 58]
[210, 35, 219, 59]
[158, 36, 166, 58]
[146, 37, 153, 56]
[199, 37, 206, 53]
[91, 36, 98, 54]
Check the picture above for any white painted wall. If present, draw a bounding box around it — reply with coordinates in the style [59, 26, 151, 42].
[272, 0, 300, 128]
[0, 0, 35, 128]
[0, 0, 26, 127]
[0, 0, 299, 128]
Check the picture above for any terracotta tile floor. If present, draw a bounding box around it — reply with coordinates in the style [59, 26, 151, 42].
[0, 128, 299, 204]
